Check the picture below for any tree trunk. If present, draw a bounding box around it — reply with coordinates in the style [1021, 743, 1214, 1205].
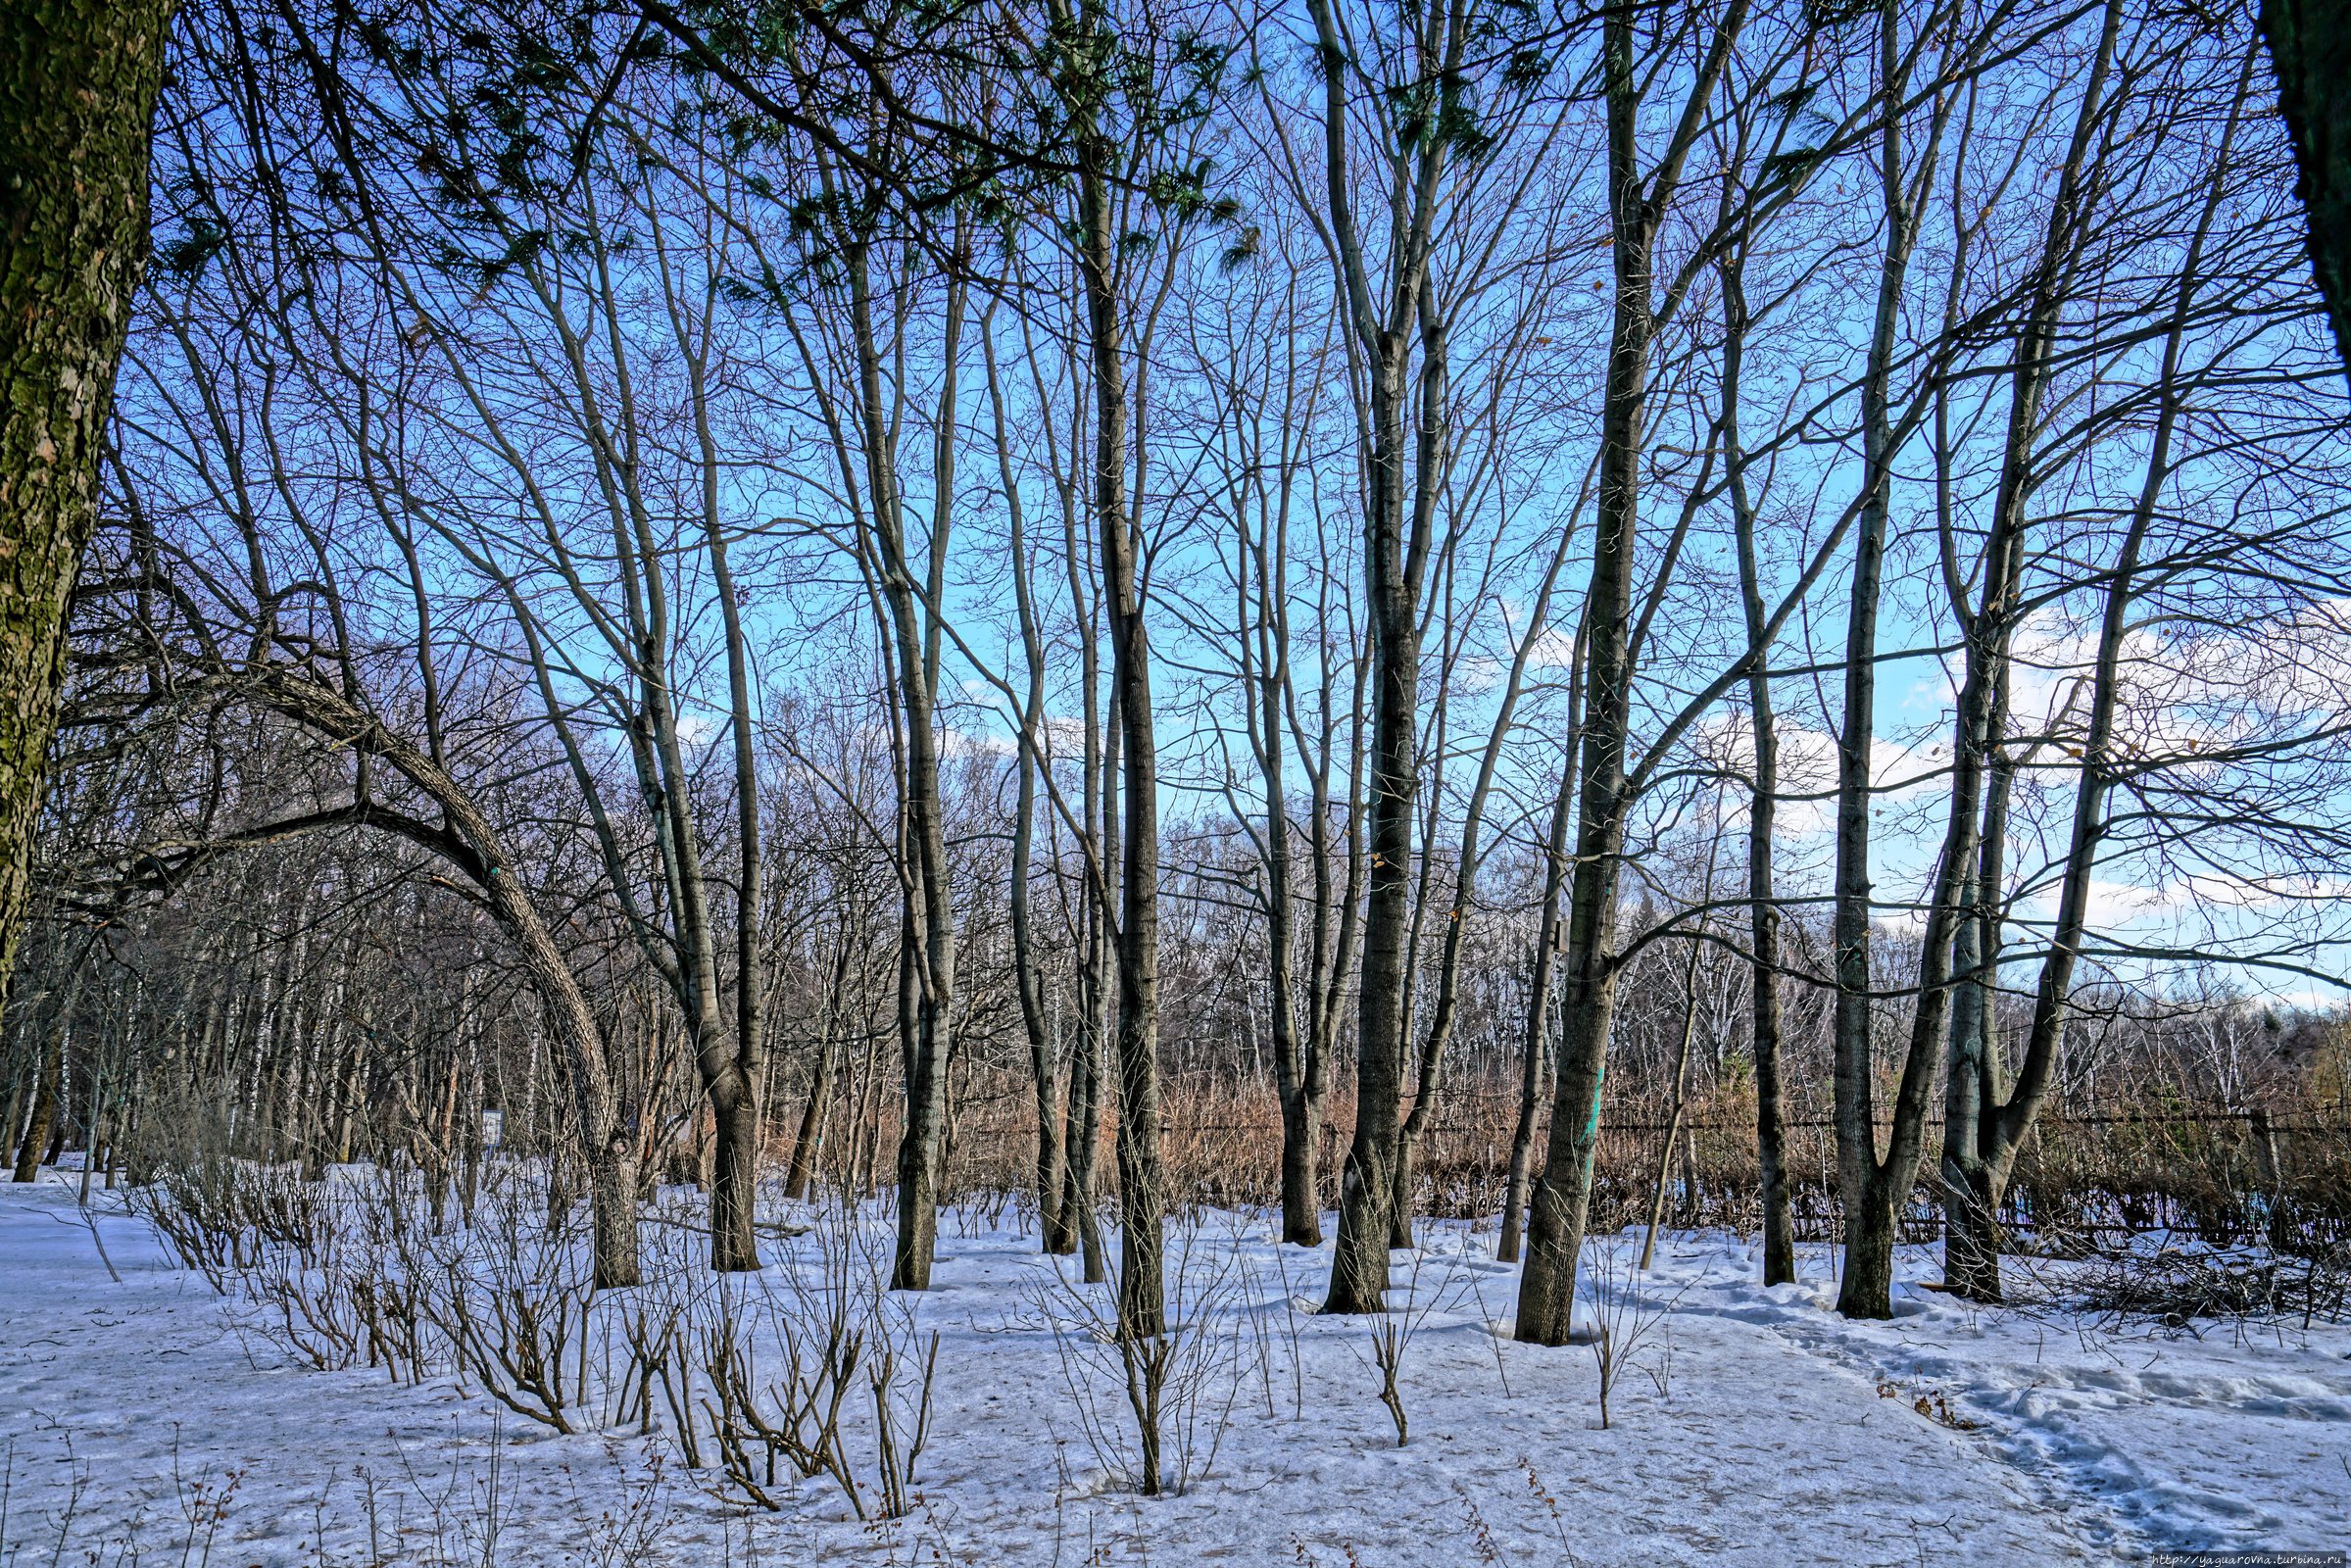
[1516, 2, 1654, 1345]
[1251, 518, 1319, 1248]
[698, 406, 769, 1276]
[0, 0, 175, 1025]
[1512, 0, 1745, 1345]
[1848, 0, 2123, 1316]
[1939, 1158, 2004, 1301]
[1722, 256, 1794, 1288]
[1064, 653, 1120, 1288]
[1076, 129, 1166, 1342]
[710, 1091, 759, 1268]
[1005, 620, 1071, 1259]
[1064, 950, 1108, 1283]
[10, 1026, 61, 1182]
[834, 233, 958, 1295]
[1942, 35, 2245, 1306]
[784, 1032, 835, 1201]
[2263, 0, 2351, 368]
[1298, 0, 1467, 1316]
[1838, 1191, 1899, 1321]
[1832, 0, 1999, 1321]
[980, 290, 1079, 1261]
[590, 1141, 642, 1291]
[1499, 736, 1576, 1264]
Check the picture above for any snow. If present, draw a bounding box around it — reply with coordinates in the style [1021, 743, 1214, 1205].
[2, 1172, 2345, 1566]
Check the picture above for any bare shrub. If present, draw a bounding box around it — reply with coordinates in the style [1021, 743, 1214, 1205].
[690, 1200, 937, 1520]
[2073, 1237, 2350, 1330]
[1582, 1233, 1684, 1430]
[420, 1167, 597, 1433]
[1356, 1248, 1447, 1447]
[1036, 1206, 1250, 1496]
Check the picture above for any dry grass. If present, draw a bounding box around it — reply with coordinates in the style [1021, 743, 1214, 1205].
[791, 1068, 2351, 1256]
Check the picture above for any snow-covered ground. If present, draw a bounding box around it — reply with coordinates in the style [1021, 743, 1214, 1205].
[2, 1172, 2344, 1566]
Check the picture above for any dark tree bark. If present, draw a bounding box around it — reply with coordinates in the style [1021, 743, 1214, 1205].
[9, 1027, 62, 1183]
[1304, 0, 1464, 1317]
[1723, 281, 1794, 1284]
[1075, 121, 1167, 1344]
[1247, 519, 1322, 1247]
[1828, 48, 1937, 1312]
[2263, 0, 2351, 368]
[990, 313, 1076, 1256]
[0, 0, 175, 1026]
[1713, 230, 1797, 1286]
[1516, 0, 1746, 1346]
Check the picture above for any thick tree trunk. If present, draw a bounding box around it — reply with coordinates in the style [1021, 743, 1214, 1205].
[1500, 637, 1584, 1264]
[710, 1090, 760, 1270]
[1516, 954, 1618, 1344]
[1, 1073, 24, 1178]
[893, 970, 946, 1290]
[1301, 0, 1461, 1316]
[1939, 1158, 2004, 1301]
[1838, 1193, 1900, 1321]
[1828, 14, 1907, 1316]
[2263, 0, 2351, 368]
[590, 1141, 642, 1290]
[1516, 3, 1652, 1345]
[1326, 481, 1415, 1309]
[10, 1028, 61, 1182]
[1276, 1086, 1320, 1246]
[0, 0, 175, 1022]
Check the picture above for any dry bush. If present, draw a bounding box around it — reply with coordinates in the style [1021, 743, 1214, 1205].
[2071, 1239, 2350, 1329]
[917, 1066, 2351, 1271]
[688, 1200, 937, 1521]
[1033, 1206, 1255, 1497]
[418, 1170, 599, 1434]
[1580, 1234, 1684, 1431]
